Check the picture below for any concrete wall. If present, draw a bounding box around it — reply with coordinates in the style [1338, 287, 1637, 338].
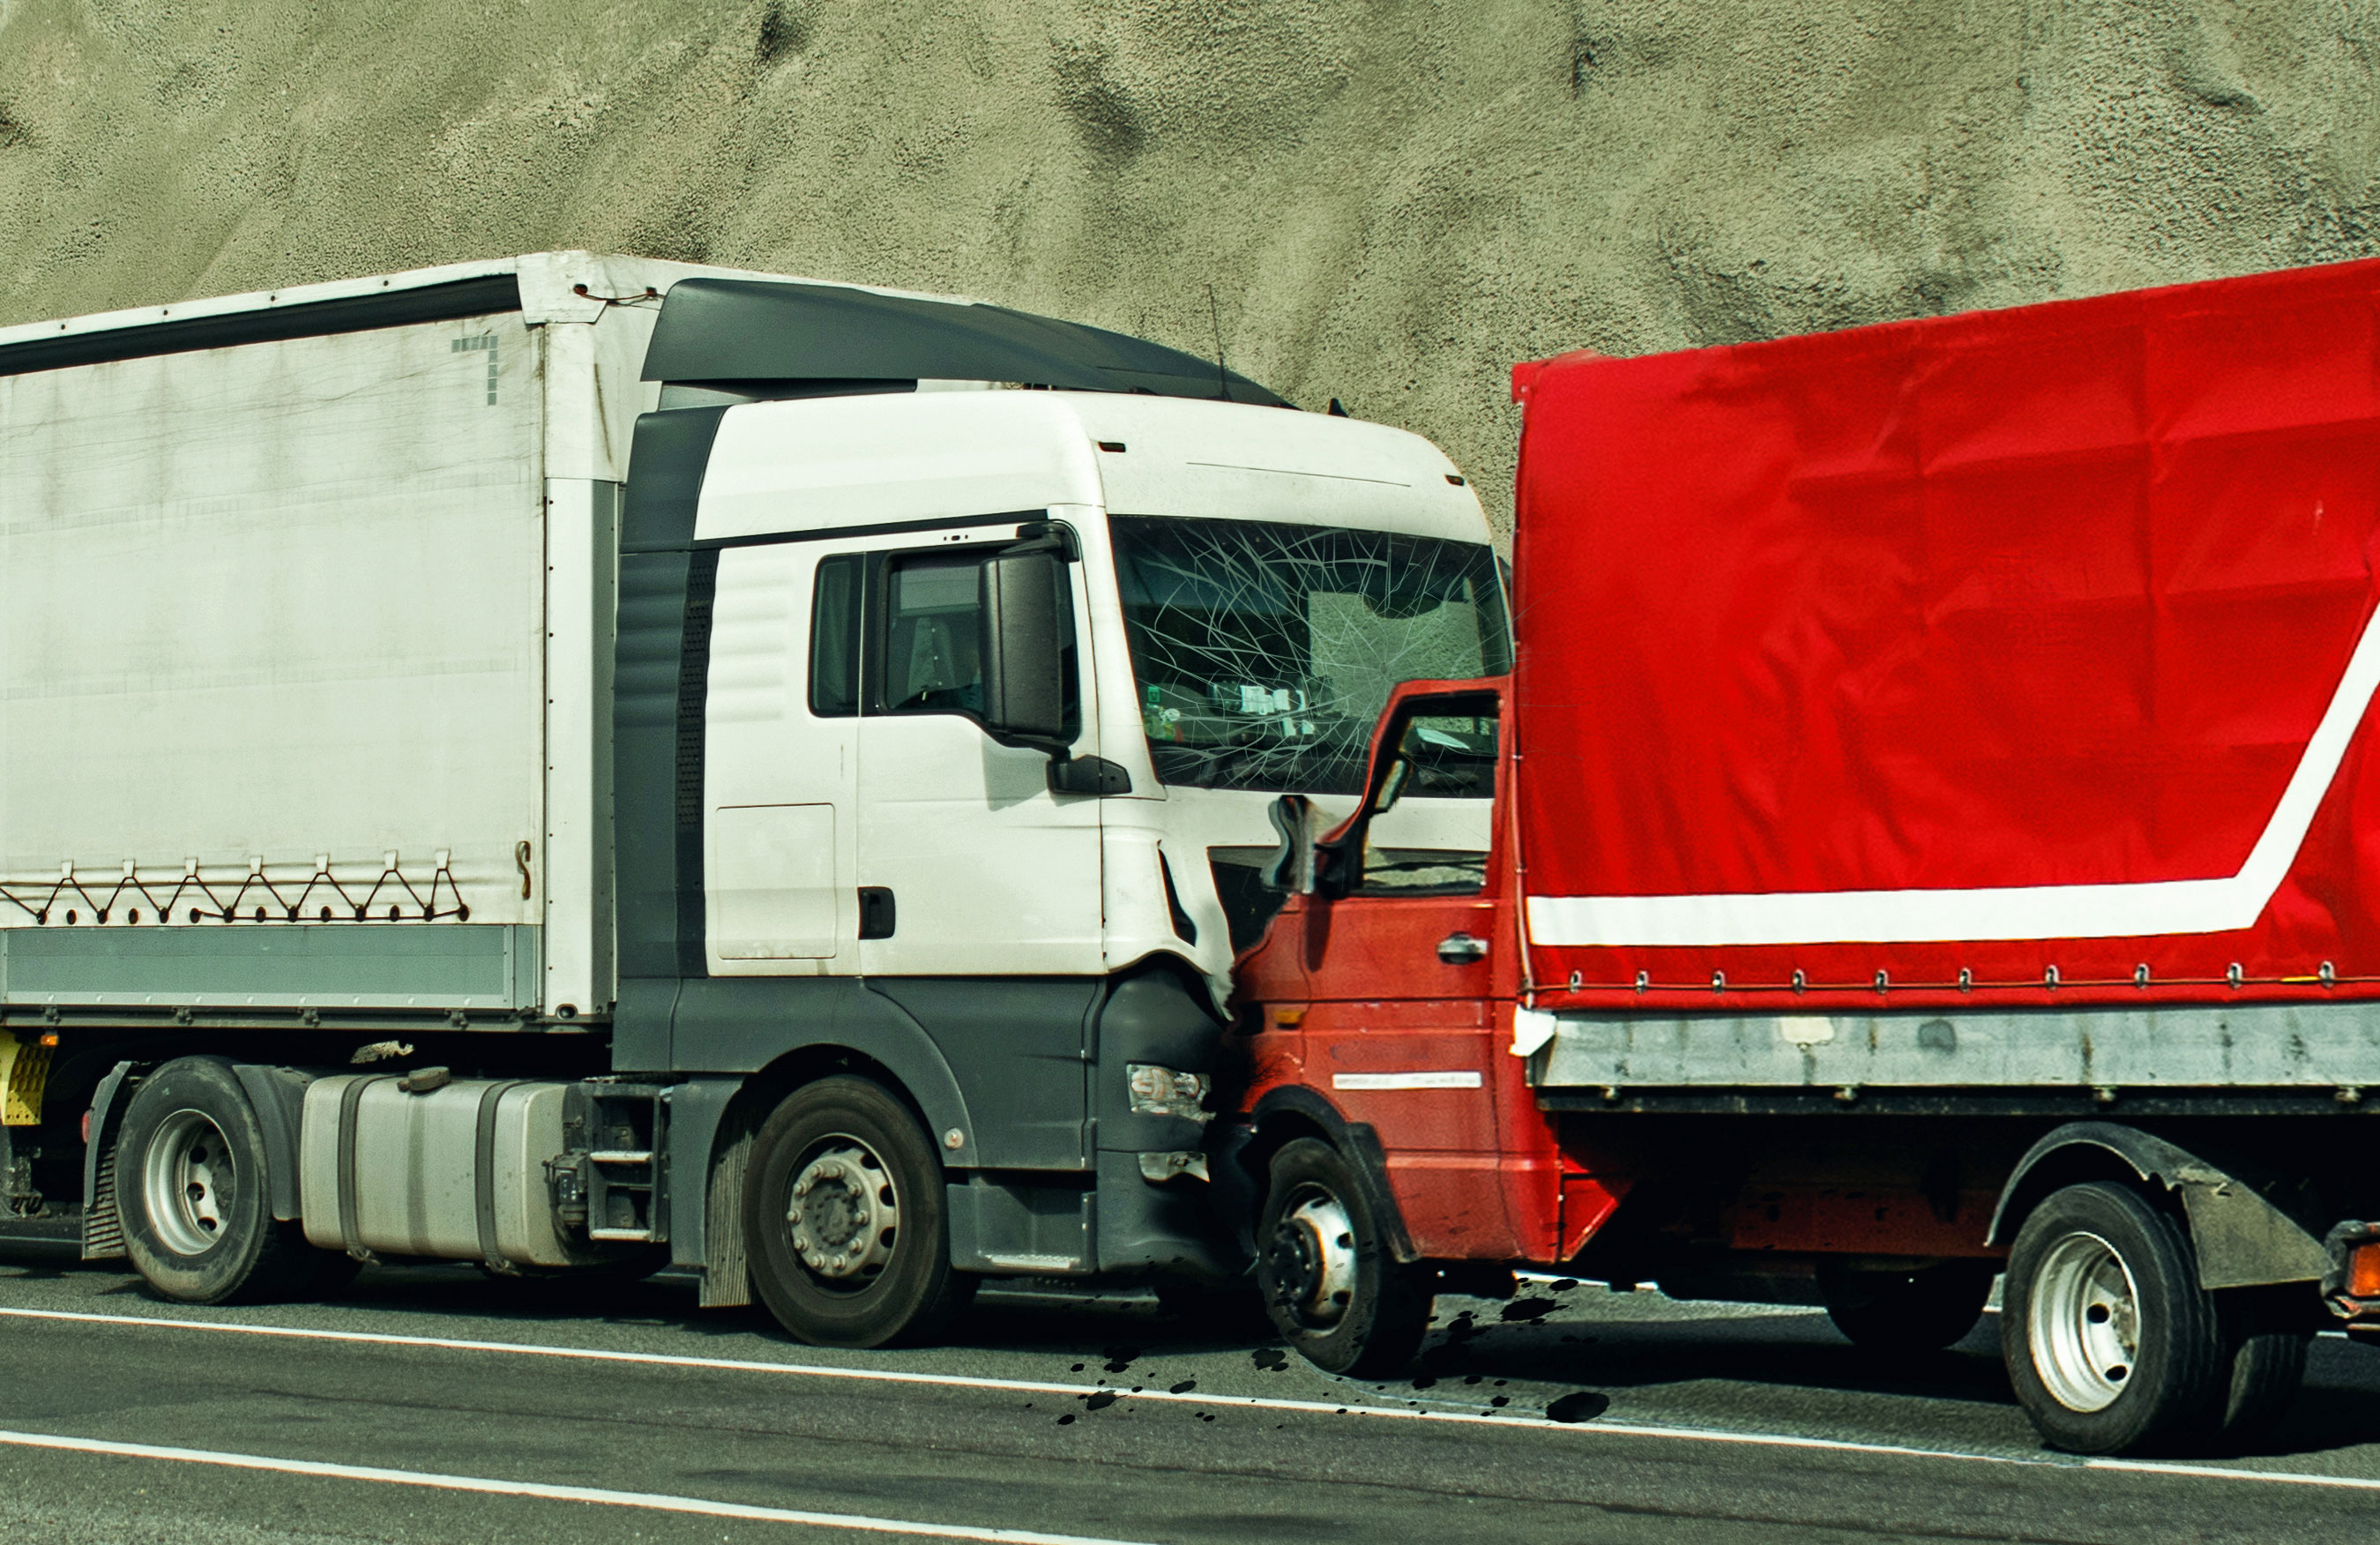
[2, 1, 2375, 530]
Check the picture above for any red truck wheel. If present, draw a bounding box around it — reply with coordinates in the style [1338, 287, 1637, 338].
[1256, 1138, 1431, 1377]
[743, 1076, 974, 1348]
[2001, 1182, 2227, 1454]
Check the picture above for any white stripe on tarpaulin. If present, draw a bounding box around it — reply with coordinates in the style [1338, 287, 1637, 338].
[0, 1428, 1158, 1545]
[1526, 601, 2380, 948]
[10, 1308, 2380, 1496]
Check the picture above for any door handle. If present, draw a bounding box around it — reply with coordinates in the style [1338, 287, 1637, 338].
[858, 886, 897, 940]
[1436, 932, 1488, 965]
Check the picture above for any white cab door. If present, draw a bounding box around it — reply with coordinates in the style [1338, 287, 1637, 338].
[851, 524, 1106, 977]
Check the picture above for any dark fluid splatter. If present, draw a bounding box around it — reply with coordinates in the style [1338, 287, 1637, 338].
[1545, 1391, 1612, 1424]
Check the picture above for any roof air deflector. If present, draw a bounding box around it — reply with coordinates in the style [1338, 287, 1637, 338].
[640, 278, 1287, 407]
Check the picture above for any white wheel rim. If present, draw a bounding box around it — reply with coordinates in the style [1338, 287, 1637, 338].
[786, 1137, 899, 1287]
[142, 1108, 234, 1258]
[1271, 1188, 1359, 1329]
[2029, 1230, 2142, 1413]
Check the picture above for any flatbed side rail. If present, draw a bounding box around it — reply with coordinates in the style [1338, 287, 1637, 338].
[1528, 1002, 2380, 1097]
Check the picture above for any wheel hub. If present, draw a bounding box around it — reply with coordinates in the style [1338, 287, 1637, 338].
[142, 1108, 234, 1258]
[1265, 1188, 1358, 1329]
[787, 1140, 899, 1283]
[2029, 1229, 2142, 1413]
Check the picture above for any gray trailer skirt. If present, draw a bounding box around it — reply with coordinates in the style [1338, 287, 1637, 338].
[0, 924, 538, 1011]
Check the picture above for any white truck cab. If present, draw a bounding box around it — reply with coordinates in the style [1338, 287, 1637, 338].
[692, 387, 1503, 991]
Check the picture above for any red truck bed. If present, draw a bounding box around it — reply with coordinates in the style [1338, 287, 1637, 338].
[1512, 257, 2380, 1011]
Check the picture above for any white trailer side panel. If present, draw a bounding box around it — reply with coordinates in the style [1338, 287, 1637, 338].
[1, 317, 549, 1008]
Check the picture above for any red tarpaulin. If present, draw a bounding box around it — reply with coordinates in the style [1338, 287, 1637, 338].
[1512, 258, 2380, 1009]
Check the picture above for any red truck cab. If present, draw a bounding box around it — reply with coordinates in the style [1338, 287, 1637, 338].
[1227, 677, 1625, 1375]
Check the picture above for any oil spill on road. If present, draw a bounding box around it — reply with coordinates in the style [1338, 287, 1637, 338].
[1545, 1391, 1611, 1422]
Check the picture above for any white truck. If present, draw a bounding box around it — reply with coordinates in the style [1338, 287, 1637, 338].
[0, 252, 1506, 1343]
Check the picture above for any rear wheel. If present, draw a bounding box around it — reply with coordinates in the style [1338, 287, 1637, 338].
[2001, 1182, 2225, 1454]
[2214, 1293, 2312, 1442]
[1818, 1259, 1996, 1352]
[117, 1057, 325, 1304]
[745, 1077, 972, 1347]
[1255, 1138, 1431, 1377]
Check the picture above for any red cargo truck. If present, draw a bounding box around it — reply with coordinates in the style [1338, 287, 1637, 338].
[1220, 258, 2380, 1456]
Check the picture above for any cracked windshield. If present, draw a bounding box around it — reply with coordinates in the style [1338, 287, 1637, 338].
[1110, 517, 1512, 795]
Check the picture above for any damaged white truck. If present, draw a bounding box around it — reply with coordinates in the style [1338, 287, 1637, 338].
[0, 252, 1505, 1342]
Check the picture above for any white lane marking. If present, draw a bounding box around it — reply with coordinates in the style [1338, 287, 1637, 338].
[2091, 1458, 2380, 1493]
[1526, 598, 2380, 947]
[12, 1305, 2380, 1494]
[1331, 1071, 1482, 1091]
[0, 1428, 1152, 1544]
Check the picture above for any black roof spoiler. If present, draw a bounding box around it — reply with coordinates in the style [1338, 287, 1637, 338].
[640, 277, 1287, 407]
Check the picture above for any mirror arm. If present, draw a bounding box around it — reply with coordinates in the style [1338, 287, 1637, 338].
[1311, 835, 1358, 899]
[1010, 520, 1081, 562]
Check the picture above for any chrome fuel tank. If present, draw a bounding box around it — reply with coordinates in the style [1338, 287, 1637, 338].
[297, 1074, 592, 1267]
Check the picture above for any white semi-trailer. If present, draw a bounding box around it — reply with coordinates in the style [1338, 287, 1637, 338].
[0, 252, 1505, 1342]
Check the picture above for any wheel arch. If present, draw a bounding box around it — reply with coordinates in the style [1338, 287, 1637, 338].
[676, 1038, 966, 1306]
[1245, 1085, 1417, 1263]
[1988, 1121, 2329, 1290]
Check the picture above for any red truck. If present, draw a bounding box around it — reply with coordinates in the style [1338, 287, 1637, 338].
[1220, 257, 2380, 1457]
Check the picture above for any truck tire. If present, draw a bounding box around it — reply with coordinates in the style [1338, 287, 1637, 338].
[1818, 1260, 1996, 1352]
[744, 1076, 972, 1348]
[1255, 1138, 1431, 1377]
[2214, 1298, 2311, 1442]
[2000, 1182, 2225, 1455]
[116, 1056, 325, 1304]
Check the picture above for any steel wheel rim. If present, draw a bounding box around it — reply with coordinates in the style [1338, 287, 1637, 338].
[1267, 1185, 1359, 1330]
[142, 1108, 235, 1258]
[2028, 1230, 2141, 1413]
[786, 1134, 900, 1290]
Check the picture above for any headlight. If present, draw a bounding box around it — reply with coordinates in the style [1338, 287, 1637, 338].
[1126, 1064, 1212, 1122]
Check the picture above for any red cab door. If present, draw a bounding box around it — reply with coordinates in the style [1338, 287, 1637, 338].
[1297, 686, 1518, 1259]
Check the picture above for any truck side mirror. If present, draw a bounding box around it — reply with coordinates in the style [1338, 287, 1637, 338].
[1263, 795, 1316, 894]
[978, 550, 1067, 748]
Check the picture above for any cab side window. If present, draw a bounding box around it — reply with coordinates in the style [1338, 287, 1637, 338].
[1357, 711, 1497, 896]
[809, 554, 864, 717]
[807, 541, 1081, 736]
[883, 555, 987, 714]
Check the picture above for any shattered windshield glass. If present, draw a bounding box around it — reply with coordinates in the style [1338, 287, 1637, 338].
[1110, 517, 1512, 794]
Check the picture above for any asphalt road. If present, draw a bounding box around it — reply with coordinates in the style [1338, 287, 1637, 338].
[3, 1248, 2377, 1544]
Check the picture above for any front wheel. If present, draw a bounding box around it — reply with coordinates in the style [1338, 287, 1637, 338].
[1255, 1138, 1431, 1377]
[2001, 1182, 2226, 1454]
[744, 1077, 973, 1347]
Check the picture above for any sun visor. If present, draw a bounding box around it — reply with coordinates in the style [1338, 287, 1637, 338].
[639, 277, 1287, 407]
